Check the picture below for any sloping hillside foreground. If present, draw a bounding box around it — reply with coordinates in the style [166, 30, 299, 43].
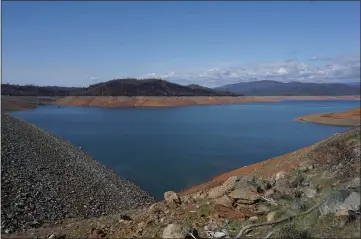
[1, 115, 154, 235]
[3, 120, 360, 238]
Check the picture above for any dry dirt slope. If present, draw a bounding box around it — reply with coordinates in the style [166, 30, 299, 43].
[4, 126, 360, 239]
[295, 107, 361, 126]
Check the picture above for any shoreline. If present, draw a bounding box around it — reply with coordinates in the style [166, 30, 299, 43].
[2, 95, 359, 112]
[1, 96, 60, 113]
[56, 95, 360, 108]
[295, 107, 360, 126]
[178, 126, 360, 196]
[2, 95, 360, 199]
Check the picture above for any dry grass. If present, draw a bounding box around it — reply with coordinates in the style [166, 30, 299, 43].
[276, 223, 313, 239]
[310, 134, 360, 179]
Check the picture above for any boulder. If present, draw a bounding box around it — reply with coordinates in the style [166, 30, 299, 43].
[223, 176, 239, 189]
[48, 233, 66, 239]
[214, 231, 226, 238]
[208, 176, 238, 199]
[257, 204, 271, 214]
[335, 210, 351, 217]
[298, 166, 309, 172]
[348, 178, 360, 189]
[340, 192, 360, 211]
[235, 198, 258, 205]
[192, 191, 207, 200]
[164, 191, 181, 205]
[266, 211, 277, 222]
[136, 222, 146, 234]
[249, 216, 258, 222]
[302, 187, 317, 198]
[333, 210, 355, 228]
[274, 178, 292, 195]
[182, 195, 190, 204]
[162, 224, 186, 238]
[162, 224, 198, 239]
[264, 189, 275, 197]
[208, 186, 226, 199]
[214, 195, 233, 208]
[238, 174, 256, 183]
[203, 221, 218, 231]
[318, 189, 351, 215]
[275, 171, 286, 181]
[230, 187, 260, 201]
[289, 175, 304, 188]
[291, 198, 306, 211]
[234, 175, 270, 194]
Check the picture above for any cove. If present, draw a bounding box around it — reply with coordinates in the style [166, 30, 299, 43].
[11, 100, 359, 200]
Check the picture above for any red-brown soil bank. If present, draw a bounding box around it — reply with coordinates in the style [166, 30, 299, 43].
[295, 107, 361, 126]
[55, 95, 360, 108]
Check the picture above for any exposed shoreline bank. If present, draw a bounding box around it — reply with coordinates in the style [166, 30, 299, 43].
[55, 95, 360, 108]
[178, 125, 360, 196]
[1, 96, 60, 113]
[295, 107, 360, 126]
[2, 95, 359, 112]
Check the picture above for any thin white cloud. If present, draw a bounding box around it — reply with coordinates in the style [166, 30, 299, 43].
[140, 54, 360, 87]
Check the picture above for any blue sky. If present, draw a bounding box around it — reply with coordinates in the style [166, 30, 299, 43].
[2, 1, 360, 87]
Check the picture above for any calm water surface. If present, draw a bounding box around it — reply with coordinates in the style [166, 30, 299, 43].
[11, 100, 360, 199]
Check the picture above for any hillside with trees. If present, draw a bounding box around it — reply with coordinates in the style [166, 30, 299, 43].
[1, 79, 240, 97]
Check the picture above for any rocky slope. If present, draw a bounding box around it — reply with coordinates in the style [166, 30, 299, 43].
[295, 107, 361, 126]
[4, 126, 360, 239]
[1, 115, 154, 234]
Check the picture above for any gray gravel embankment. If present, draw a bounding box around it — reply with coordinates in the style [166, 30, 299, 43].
[1, 114, 155, 234]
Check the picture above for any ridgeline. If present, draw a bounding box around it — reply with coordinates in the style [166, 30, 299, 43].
[1, 79, 239, 97]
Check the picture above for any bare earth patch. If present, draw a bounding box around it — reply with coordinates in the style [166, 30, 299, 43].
[55, 95, 360, 108]
[295, 107, 361, 126]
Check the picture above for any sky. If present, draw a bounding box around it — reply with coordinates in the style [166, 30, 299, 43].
[2, 1, 360, 87]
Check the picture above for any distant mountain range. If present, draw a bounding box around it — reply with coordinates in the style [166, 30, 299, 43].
[1, 79, 240, 97]
[2, 79, 360, 97]
[214, 80, 360, 96]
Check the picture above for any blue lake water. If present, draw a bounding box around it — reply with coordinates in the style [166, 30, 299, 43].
[10, 100, 360, 200]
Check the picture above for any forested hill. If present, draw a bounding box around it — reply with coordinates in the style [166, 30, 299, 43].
[1, 79, 240, 97]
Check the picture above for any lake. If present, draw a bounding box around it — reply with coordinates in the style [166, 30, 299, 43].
[10, 100, 360, 200]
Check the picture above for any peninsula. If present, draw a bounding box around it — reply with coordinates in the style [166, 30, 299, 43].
[295, 107, 361, 126]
